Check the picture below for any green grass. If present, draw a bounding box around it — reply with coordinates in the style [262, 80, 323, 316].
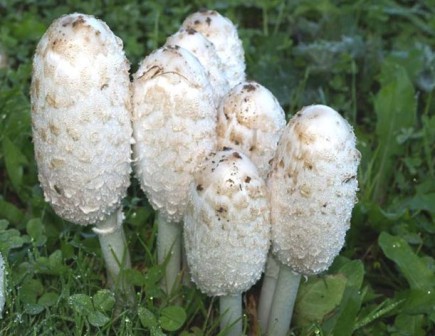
[1, 0, 435, 335]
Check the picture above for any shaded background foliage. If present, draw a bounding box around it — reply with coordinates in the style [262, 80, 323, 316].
[0, 0, 435, 335]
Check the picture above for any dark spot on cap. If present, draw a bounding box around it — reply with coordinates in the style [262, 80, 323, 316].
[249, 146, 255, 152]
[245, 176, 251, 183]
[233, 152, 242, 159]
[222, 146, 232, 151]
[206, 17, 212, 25]
[217, 207, 225, 213]
[323, 203, 328, 207]
[186, 27, 197, 35]
[243, 83, 256, 92]
[100, 83, 109, 90]
[224, 113, 229, 120]
[196, 184, 203, 191]
[54, 185, 62, 194]
[343, 175, 356, 183]
[72, 15, 86, 28]
[194, 20, 200, 25]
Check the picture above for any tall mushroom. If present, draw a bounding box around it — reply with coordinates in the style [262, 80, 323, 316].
[215, 80, 286, 330]
[184, 149, 270, 336]
[182, 9, 246, 88]
[31, 13, 133, 300]
[132, 45, 216, 295]
[165, 27, 230, 106]
[265, 105, 361, 335]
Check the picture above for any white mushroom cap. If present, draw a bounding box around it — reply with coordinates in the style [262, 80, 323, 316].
[217, 81, 286, 179]
[31, 13, 132, 226]
[182, 9, 245, 88]
[184, 149, 270, 296]
[132, 46, 217, 223]
[165, 28, 230, 106]
[268, 105, 360, 275]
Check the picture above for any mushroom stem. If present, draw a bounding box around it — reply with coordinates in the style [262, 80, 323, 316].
[94, 208, 134, 304]
[156, 212, 181, 295]
[258, 254, 280, 332]
[220, 294, 243, 336]
[266, 265, 301, 336]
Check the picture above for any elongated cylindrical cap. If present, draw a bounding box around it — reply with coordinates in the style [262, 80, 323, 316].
[31, 13, 132, 226]
[184, 149, 270, 296]
[217, 81, 286, 179]
[268, 105, 360, 275]
[132, 46, 217, 223]
[165, 28, 230, 106]
[182, 9, 245, 88]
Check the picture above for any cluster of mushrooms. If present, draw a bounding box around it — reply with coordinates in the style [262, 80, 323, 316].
[30, 10, 360, 336]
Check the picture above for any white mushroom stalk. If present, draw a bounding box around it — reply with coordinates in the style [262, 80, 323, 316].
[132, 45, 216, 295]
[165, 27, 230, 106]
[182, 9, 246, 88]
[31, 13, 133, 301]
[0, 253, 5, 317]
[265, 105, 361, 335]
[184, 149, 270, 336]
[216, 80, 286, 179]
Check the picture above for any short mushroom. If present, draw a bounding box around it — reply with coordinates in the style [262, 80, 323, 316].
[31, 13, 133, 301]
[265, 105, 361, 335]
[165, 27, 230, 106]
[184, 149, 270, 336]
[132, 45, 217, 294]
[182, 9, 246, 88]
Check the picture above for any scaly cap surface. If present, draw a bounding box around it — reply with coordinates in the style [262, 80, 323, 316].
[184, 149, 270, 296]
[165, 28, 230, 106]
[132, 46, 217, 223]
[182, 9, 245, 88]
[217, 81, 286, 178]
[268, 105, 360, 275]
[31, 13, 132, 226]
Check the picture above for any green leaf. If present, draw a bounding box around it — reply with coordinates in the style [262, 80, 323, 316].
[373, 61, 416, 201]
[26, 218, 46, 246]
[293, 274, 347, 327]
[93, 289, 115, 313]
[0, 200, 25, 224]
[138, 306, 158, 329]
[2, 136, 28, 192]
[330, 286, 362, 336]
[38, 292, 59, 308]
[400, 289, 435, 315]
[88, 311, 110, 327]
[24, 303, 44, 315]
[68, 294, 94, 315]
[159, 306, 187, 332]
[379, 232, 435, 290]
[393, 314, 425, 336]
[20, 279, 44, 304]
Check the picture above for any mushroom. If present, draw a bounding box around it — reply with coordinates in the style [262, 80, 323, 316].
[184, 149, 270, 336]
[216, 80, 286, 179]
[0, 253, 5, 317]
[182, 9, 246, 88]
[215, 80, 286, 330]
[132, 45, 216, 294]
[264, 105, 361, 335]
[31, 13, 133, 300]
[165, 27, 230, 106]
